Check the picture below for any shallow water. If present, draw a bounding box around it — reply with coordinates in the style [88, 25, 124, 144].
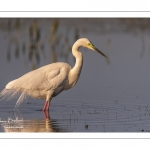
[1, 18, 150, 132]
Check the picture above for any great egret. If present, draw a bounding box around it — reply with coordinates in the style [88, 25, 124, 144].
[0, 38, 108, 111]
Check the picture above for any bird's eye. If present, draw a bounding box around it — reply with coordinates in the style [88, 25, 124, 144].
[88, 43, 94, 48]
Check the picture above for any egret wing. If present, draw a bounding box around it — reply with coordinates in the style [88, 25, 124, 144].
[6, 63, 71, 91]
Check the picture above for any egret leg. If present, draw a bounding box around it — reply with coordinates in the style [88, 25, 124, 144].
[42, 92, 52, 111]
[42, 101, 47, 111]
[42, 101, 50, 111]
[46, 101, 50, 111]
[42, 101, 48, 111]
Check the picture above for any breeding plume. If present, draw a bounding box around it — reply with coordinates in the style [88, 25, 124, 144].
[0, 38, 108, 111]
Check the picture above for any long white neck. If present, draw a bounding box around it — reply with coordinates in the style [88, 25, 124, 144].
[68, 40, 83, 87]
[72, 42, 83, 74]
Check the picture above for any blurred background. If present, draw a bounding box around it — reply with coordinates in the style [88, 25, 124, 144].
[1, 18, 150, 132]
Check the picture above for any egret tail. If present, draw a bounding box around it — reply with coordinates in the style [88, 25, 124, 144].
[0, 88, 27, 108]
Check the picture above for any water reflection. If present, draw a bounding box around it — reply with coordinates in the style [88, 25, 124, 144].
[28, 20, 41, 69]
[2, 112, 67, 132]
[7, 19, 20, 61]
[1, 94, 150, 132]
[4, 18, 81, 70]
[3, 18, 150, 70]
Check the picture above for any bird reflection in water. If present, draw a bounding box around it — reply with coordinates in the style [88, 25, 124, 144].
[3, 111, 66, 132]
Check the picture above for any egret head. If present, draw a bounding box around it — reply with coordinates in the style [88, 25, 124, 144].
[78, 38, 108, 59]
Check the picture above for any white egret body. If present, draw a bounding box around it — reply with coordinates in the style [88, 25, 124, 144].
[0, 38, 108, 111]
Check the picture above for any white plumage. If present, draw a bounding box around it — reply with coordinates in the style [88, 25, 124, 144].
[0, 38, 108, 111]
